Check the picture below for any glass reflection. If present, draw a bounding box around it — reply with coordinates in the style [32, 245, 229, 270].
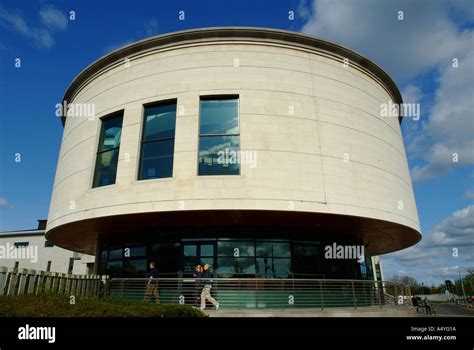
[93, 114, 123, 188]
[199, 97, 240, 176]
[218, 241, 255, 257]
[217, 258, 255, 277]
[198, 135, 239, 175]
[139, 102, 176, 180]
[200, 99, 239, 135]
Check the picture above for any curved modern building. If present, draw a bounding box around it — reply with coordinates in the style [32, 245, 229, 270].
[46, 27, 421, 280]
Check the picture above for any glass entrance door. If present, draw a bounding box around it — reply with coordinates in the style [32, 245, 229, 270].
[182, 241, 216, 276]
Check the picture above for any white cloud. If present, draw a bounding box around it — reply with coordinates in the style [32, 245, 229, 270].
[300, 0, 474, 183]
[430, 205, 474, 247]
[0, 197, 9, 208]
[465, 190, 474, 200]
[300, 0, 472, 81]
[410, 45, 474, 181]
[381, 205, 474, 283]
[0, 4, 67, 48]
[401, 85, 423, 105]
[40, 5, 67, 31]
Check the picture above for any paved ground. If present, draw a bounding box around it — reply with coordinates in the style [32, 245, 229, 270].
[434, 303, 474, 317]
[205, 306, 414, 317]
[413, 303, 474, 317]
[204, 304, 474, 317]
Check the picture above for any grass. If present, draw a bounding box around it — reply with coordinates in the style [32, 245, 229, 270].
[0, 293, 207, 317]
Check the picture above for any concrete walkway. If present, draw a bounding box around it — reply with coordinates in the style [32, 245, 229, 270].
[434, 303, 474, 317]
[204, 306, 416, 317]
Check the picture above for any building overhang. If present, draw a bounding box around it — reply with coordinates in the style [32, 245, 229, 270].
[45, 209, 420, 256]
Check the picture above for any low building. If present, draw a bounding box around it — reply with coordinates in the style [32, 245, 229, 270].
[0, 220, 94, 275]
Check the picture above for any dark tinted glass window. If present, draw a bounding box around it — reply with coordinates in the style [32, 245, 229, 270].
[149, 243, 180, 275]
[139, 102, 176, 180]
[198, 97, 239, 176]
[183, 245, 197, 257]
[93, 113, 123, 188]
[217, 258, 255, 277]
[256, 242, 291, 257]
[124, 246, 146, 257]
[123, 259, 147, 277]
[273, 258, 291, 278]
[143, 104, 176, 141]
[107, 261, 123, 277]
[200, 99, 239, 135]
[200, 245, 214, 257]
[198, 135, 240, 175]
[218, 241, 255, 257]
[108, 248, 123, 260]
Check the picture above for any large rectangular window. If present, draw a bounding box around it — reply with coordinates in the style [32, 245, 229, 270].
[93, 113, 123, 188]
[139, 101, 177, 180]
[198, 96, 240, 175]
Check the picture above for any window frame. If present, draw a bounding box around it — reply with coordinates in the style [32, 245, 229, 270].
[92, 111, 124, 188]
[138, 99, 177, 181]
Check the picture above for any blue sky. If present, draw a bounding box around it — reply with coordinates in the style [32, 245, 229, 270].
[0, 0, 472, 285]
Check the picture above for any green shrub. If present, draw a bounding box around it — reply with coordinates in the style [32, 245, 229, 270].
[0, 293, 207, 317]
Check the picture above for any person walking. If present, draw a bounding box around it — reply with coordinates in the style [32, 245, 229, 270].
[200, 264, 219, 311]
[411, 295, 419, 313]
[423, 297, 432, 315]
[193, 265, 203, 307]
[144, 261, 160, 303]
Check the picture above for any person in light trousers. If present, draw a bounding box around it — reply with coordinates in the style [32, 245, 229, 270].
[200, 264, 219, 311]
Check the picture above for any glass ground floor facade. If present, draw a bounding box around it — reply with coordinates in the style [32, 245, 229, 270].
[97, 228, 374, 280]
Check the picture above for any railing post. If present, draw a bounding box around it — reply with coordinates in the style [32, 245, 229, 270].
[7, 268, 19, 296]
[85, 276, 90, 297]
[17, 269, 28, 295]
[352, 281, 357, 309]
[65, 274, 71, 295]
[81, 275, 87, 297]
[0, 267, 8, 296]
[90, 275, 96, 297]
[394, 284, 399, 307]
[320, 280, 325, 311]
[27, 269, 37, 294]
[58, 273, 65, 294]
[52, 272, 60, 293]
[71, 275, 77, 296]
[377, 281, 382, 308]
[35, 270, 44, 294]
[78, 275, 83, 296]
[237, 278, 241, 309]
[104, 275, 110, 298]
[43, 271, 51, 293]
[400, 285, 405, 306]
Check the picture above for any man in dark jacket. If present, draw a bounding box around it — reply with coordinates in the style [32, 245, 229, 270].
[145, 261, 160, 303]
[411, 295, 419, 313]
[193, 265, 203, 307]
[200, 264, 219, 311]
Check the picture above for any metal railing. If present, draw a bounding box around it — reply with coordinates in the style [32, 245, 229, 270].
[108, 278, 412, 310]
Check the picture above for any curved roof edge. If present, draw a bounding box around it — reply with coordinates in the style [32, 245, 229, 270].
[60, 27, 403, 126]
